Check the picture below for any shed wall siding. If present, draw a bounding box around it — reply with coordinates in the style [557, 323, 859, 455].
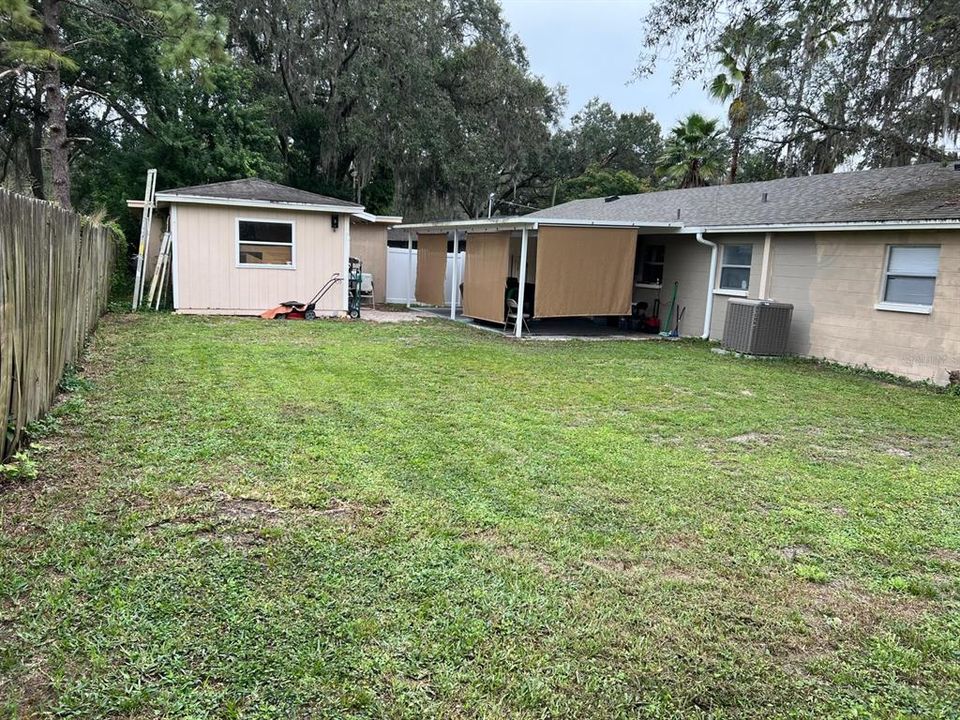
[174, 204, 346, 314]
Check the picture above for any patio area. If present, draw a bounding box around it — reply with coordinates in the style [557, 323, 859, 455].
[415, 306, 669, 340]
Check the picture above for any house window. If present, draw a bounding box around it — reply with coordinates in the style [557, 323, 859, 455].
[881, 245, 939, 309]
[635, 243, 665, 286]
[237, 219, 294, 268]
[719, 243, 752, 291]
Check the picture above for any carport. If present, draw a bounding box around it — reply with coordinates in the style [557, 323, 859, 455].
[394, 217, 681, 337]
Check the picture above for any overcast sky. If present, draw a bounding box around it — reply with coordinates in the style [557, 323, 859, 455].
[498, 0, 715, 130]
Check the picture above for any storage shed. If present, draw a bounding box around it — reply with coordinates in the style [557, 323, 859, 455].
[127, 179, 400, 315]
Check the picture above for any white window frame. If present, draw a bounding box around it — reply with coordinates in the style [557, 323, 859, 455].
[875, 244, 939, 315]
[236, 217, 296, 270]
[715, 243, 752, 296]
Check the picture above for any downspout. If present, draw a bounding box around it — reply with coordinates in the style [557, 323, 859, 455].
[696, 231, 718, 340]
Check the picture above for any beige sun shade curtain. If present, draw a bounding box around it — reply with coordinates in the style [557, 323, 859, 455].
[534, 225, 637, 318]
[415, 233, 448, 306]
[462, 231, 511, 324]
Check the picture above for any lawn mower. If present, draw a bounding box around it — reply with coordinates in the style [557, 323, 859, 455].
[260, 258, 365, 320]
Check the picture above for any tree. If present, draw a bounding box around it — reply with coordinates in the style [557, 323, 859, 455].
[214, 0, 560, 220]
[1, 0, 225, 209]
[564, 98, 662, 181]
[707, 17, 774, 182]
[71, 62, 283, 240]
[656, 113, 727, 188]
[559, 163, 650, 202]
[637, 0, 960, 174]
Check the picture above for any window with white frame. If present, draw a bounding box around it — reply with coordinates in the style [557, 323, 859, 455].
[718, 243, 752, 291]
[881, 245, 939, 308]
[237, 219, 294, 267]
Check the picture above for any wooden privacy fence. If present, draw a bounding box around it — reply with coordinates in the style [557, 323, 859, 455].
[0, 189, 116, 461]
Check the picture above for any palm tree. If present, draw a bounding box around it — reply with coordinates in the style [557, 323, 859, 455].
[656, 114, 727, 188]
[708, 19, 772, 183]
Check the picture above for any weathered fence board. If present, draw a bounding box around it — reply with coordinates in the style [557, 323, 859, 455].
[0, 189, 115, 460]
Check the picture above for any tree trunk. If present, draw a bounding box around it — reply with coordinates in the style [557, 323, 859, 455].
[729, 134, 742, 184]
[41, 0, 71, 209]
[28, 79, 47, 200]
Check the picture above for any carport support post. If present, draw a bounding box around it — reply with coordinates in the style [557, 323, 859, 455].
[406, 232, 413, 308]
[450, 230, 459, 320]
[515, 227, 528, 338]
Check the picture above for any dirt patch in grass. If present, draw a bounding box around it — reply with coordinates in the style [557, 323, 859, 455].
[138, 488, 387, 547]
[727, 432, 777, 446]
[582, 555, 646, 573]
[799, 578, 933, 638]
[780, 545, 813, 563]
[466, 528, 558, 577]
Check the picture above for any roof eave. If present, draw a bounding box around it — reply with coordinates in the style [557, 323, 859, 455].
[352, 211, 404, 224]
[689, 219, 960, 233]
[393, 216, 683, 233]
[154, 192, 364, 214]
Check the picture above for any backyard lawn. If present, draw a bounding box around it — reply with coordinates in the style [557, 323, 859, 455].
[1, 314, 959, 718]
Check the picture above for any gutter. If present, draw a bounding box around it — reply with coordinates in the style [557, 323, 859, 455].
[695, 230, 718, 340]
[681, 220, 960, 234]
[393, 217, 682, 232]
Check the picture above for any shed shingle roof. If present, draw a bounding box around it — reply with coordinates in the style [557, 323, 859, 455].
[158, 178, 362, 209]
[529, 163, 960, 227]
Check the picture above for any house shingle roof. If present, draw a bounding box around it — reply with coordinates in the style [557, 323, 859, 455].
[528, 163, 960, 227]
[159, 178, 362, 209]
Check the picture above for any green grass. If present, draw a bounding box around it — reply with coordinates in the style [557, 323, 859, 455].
[2, 314, 959, 718]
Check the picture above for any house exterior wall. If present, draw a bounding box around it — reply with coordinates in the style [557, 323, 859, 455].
[350, 222, 388, 304]
[173, 203, 346, 315]
[634, 229, 958, 383]
[768, 229, 960, 383]
[634, 235, 708, 336]
[707, 234, 766, 339]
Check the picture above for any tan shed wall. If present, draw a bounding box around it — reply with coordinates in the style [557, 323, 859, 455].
[174, 204, 346, 315]
[350, 223, 388, 304]
[534, 226, 637, 318]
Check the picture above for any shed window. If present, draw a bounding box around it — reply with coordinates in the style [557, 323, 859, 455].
[882, 245, 939, 307]
[719, 244, 752, 291]
[237, 220, 294, 267]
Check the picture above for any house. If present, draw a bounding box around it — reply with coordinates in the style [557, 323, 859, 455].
[128, 178, 401, 314]
[395, 163, 960, 384]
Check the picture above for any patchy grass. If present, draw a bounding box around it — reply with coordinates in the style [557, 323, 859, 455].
[1, 314, 959, 719]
